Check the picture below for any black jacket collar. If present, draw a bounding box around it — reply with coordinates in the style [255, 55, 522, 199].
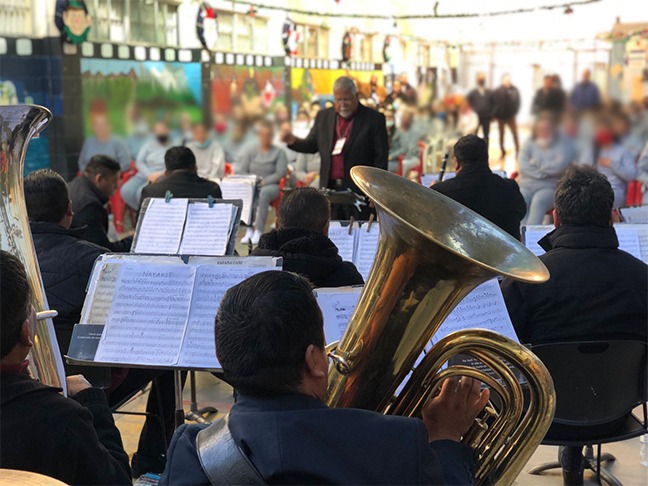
[78, 175, 109, 205]
[0, 370, 62, 406]
[29, 221, 86, 238]
[539, 224, 619, 252]
[454, 164, 492, 177]
[233, 393, 327, 414]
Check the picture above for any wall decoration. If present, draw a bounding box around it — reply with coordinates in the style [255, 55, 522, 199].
[383, 36, 392, 63]
[341, 31, 352, 62]
[196, 2, 219, 51]
[282, 17, 299, 56]
[55, 0, 92, 45]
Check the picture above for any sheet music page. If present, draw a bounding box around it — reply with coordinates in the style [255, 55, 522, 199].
[614, 223, 648, 263]
[178, 202, 234, 256]
[94, 263, 196, 366]
[620, 206, 648, 224]
[522, 225, 553, 256]
[133, 198, 189, 254]
[355, 223, 380, 281]
[220, 177, 256, 225]
[80, 262, 120, 324]
[314, 287, 363, 345]
[177, 258, 281, 368]
[431, 279, 519, 344]
[328, 221, 358, 263]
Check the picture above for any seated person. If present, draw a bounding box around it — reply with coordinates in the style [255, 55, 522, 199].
[638, 141, 648, 204]
[24, 169, 178, 478]
[140, 146, 222, 210]
[388, 109, 420, 178]
[161, 271, 489, 485]
[431, 135, 527, 240]
[187, 123, 226, 180]
[236, 120, 289, 245]
[0, 250, 131, 485]
[293, 151, 321, 188]
[68, 155, 133, 252]
[252, 187, 363, 287]
[77, 113, 131, 171]
[501, 166, 647, 484]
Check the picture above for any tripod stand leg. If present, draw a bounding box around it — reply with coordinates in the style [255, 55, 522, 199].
[174, 370, 185, 429]
[184, 371, 218, 424]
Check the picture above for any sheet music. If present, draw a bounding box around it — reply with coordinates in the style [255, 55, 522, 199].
[620, 206, 648, 224]
[178, 203, 234, 256]
[94, 264, 196, 365]
[314, 287, 363, 345]
[81, 262, 120, 324]
[220, 176, 256, 225]
[615, 223, 648, 263]
[177, 258, 281, 367]
[328, 221, 357, 262]
[355, 224, 380, 281]
[522, 225, 553, 256]
[134, 198, 189, 254]
[432, 279, 519, 344]
[613, 227, 642, 261]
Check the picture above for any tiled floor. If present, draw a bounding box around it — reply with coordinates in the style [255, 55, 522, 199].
[116, 372, 648, 485]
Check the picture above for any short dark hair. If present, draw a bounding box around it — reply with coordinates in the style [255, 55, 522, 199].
[278, 187, 330, 233]
[24, 169, 69, 223]
[453, 135, 489, 168]
[555, 165, 614, 227]
[84, 155, 121, 178]
[1, 251, 31, 358]
[215, 271, 325, 396]
[164, 146, 196, 172]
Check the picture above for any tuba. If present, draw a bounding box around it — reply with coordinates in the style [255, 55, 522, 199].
[0, 105, 65, 390]
[326, 167, 555, 485]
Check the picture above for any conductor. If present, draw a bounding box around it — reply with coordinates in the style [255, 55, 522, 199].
[281, 76, 388, 219]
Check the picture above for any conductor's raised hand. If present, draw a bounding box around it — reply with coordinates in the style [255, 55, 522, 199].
[422, 377, 490, 443]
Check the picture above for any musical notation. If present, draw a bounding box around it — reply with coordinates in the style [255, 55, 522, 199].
[327, 221, 380, 278]
[133, 198, 188, 254]
[220, 176, 256, 225]
[328, 222, 357, 263]
[178, 203, 235, 256]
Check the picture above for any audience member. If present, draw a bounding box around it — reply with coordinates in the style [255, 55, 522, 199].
[186, 124, 226, 180]
[398, 73, 418, 106]
[252, 188, 363, 287]
[0, 251, 131, 485]
[24, 169, 179, 478]
[593, 117, 636, 208]
[492, 74, 521, 159]
[237, 120, 288, 245]
[293, 151, 321, 188]
[611, 111, 643, 160]
[140, 146, 222, 209]
[467, 72, 494, 142]
[78, 113, 131, 172]
[126, 117, 150, 162]
[501, 166, 647, 484]
[161, 271, 489, 485]
[388, 109, 421, 178]
[432, 135, 526, 239]
[570, 69, 600, 112]
[121, 121, 174, 209]
[638, 142, 648, 204]
[68, 155, 133, 252]
[531, 75, 564, 117]
[456, 99, 479, 136]
[518, 116, 576, 224]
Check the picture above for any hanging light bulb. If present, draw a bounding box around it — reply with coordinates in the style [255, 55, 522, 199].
[564, 5, 574, 14]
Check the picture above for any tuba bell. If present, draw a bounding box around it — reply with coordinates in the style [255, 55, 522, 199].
[0, 105, 66, 390]
[326, 167, 555, 485]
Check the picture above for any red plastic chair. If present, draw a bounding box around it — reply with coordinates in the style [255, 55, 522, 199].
[626, 180, 643, 206]
[224, 162, 234, 176]
[110, 161, 138, 233]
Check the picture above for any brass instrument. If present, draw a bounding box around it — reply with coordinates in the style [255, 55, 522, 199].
[0, 105, 65, 390]
[327, 167, 555, 485]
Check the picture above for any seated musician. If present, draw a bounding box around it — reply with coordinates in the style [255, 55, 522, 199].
[139, 146, 222, 211]
[24, 169, 178, 478]
[161, 271, 489, 485]
[251, 187, 364, 287]
[501, 165, 648, 484]
[431, 135, 527, 240]
[0, 250, 131, 485]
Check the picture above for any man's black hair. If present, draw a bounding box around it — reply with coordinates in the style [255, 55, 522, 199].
[24, 169, 69, 223]
[0, 251, 31, 358]
[453, 134, 489, 169]
[215, 271, 325, 396]
[555, 165, 614, 227]
[84, 155, 121, 178]
[278, 187, 330, 234]
[164, 146, 197, 172]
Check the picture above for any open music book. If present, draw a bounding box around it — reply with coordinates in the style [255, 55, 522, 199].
[134, 198, 241, 256]
[327, 220, 380, 281]
[219, 175, 258, 225]
[619, 206, 648, 224]
[73, 255, 281, 369]
[522, 223, 648, 263]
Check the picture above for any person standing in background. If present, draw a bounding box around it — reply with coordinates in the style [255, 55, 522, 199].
[467, 72, 494, 143]
[187, 124, 225, 180]
[78, 113, 131, 172]
[570, 69, 601, 112]
[532, 75, 564, 117]
[492, 74, 521, 159]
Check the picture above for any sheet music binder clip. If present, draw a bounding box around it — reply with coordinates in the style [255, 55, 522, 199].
[366, 214, 375, 233]
[207, 195, 215, 208]
[165, 190, 173, 203]
[348, 216, 355, 235]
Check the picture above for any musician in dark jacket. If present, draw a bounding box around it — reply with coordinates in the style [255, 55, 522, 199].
[501, 166, 648, 483]
[140, 146, 222, 210]
[252, 187, 363, 287]
[282, 76, 388, 219]
[161, 271, 489, 485]
[68, 155, 132, 252]
[432, 135, 526, 240]
[0, 250, 131, 485]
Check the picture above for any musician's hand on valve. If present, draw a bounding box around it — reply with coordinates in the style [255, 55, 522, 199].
[422, 377, 490, 443]
[66, 374, 93, 397]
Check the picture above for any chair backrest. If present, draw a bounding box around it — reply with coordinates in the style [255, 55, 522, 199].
[531, 341, 647, 426]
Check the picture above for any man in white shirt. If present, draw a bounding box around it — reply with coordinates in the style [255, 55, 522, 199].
[186, 124, 225, 180]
